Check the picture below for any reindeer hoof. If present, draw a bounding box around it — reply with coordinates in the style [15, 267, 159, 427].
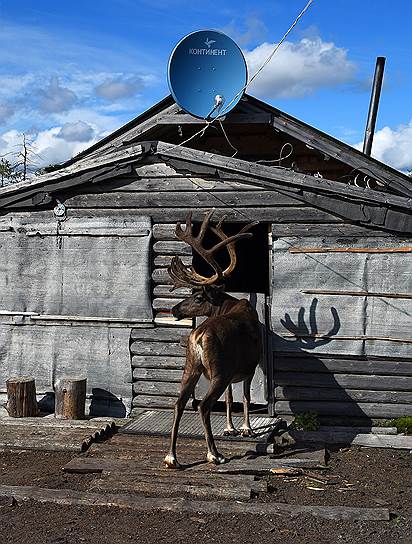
[207, 452, 227, 465]
[223, 428, 239, 436]
[240, 427, 254, 437]
[164, 454, 182, 469]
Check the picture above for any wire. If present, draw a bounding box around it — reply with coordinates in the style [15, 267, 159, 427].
[216, 0, 315, 118]
[163, 0, 314, 154]
[218, 120, 239, 157]
[257, 142, 294, 165]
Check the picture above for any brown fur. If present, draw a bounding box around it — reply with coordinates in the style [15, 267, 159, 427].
[164, 288, 261, 468]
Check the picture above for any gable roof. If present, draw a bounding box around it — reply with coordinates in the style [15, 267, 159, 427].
[54, 93, 412, 200]
[0, 140, 411, 234]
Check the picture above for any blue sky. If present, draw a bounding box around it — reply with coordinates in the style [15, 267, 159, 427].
[1, 0, 411, 170]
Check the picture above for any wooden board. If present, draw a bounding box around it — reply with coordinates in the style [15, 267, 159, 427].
[130, 341, 186, 357]
[274, 372, 412, 391]
[275, 386, 412, 404]
[216, 456, 326, 475]
[285, 430, 412, 449]
[274, 356, 412, 376]
[133, 368, 184, 382]
[66, 206, 339, 224]
[275, 400, 412, 419]
[0, 485, 390, 520]
[130, 328, 190, 342]
[133, 381, 180, 397]
[64, 190, 306, 209]
[89, 473, 256, 501]
[131, 355, 186, 369]
[0, 426, 96, 452]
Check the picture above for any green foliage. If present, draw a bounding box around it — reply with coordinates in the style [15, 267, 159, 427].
[291, 411, 320, 431]
[0, 158, 23, 186]
[388, 416, 412, 435]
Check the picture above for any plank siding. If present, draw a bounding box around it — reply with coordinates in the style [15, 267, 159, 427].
[4, 161, 404, 419]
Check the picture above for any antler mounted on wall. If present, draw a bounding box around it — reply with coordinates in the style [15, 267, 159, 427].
[168, 210, 258, 289]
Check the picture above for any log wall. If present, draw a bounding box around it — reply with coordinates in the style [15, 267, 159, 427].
[2, 159, 410, 421]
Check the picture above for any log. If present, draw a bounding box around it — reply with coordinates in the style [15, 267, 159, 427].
[133, 381, 180, 397]
[130, 327, 190, 342]
[54, 377, 87, 420]
[152, 284, 192, 298]
[152, 298, 185, 312]
[131, 355, 186, 369]
[0, 485, 390, 519]
[5, 377, 38, 418]
[153, 240, 192, 255]
[132, 395, 179, 409]
[133, 368, 183, 382]
[154, 255, 192, 267]
[130, 341, 185, 357]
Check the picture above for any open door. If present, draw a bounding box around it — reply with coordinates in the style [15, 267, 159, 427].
[192, 222, 271, 412]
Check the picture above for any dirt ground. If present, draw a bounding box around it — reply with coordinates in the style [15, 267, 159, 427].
[0, 446, 411, 544]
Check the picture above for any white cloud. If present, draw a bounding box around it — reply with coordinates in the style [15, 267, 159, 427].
[244, 37, 356, 99]
[354, 121, 412, 171]
[56, 121, 95, 142]
[0, 126, 98, 169]
[95, 75, 145, 100]
[222, 16, 268, 47]
[35, 77, 78, 113]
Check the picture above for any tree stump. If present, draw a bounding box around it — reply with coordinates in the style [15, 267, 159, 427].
[6, 376, 39, 417]
[54, 377, 87, 420]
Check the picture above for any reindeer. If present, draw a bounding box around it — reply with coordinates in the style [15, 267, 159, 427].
[164, 210, 262, 469]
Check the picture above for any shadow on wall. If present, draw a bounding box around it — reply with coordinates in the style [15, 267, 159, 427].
[270, 298, 371, 428]
[37, 389, 126, 418]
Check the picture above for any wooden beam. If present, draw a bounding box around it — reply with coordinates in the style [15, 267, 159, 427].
[283, 429, 412, 450]
[156, 113, 273, 125]
[157, 143, 412, 210]
[0, 485, 390, 520]
[290, 247, 412, 253]
[279, 334, 412, 344]
[301, 289, 412, 299]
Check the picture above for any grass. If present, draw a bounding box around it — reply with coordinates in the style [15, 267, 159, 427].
[379, 416, 412, 435]
[290, 411, 320, 432]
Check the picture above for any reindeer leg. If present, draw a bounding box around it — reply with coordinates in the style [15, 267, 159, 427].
[240, 375, 254, 437]
[164, 367, 201, 469]
[223, 384, 239, 436]
[199, 378, 228, 464]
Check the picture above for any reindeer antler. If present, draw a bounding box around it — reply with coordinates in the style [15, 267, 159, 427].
[168, 210, 258, 288]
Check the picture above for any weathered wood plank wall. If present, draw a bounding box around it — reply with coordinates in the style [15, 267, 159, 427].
[59, 162, 412, 418]
[2, 159, 410, 421]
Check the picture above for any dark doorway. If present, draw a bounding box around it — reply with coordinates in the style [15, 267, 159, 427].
[192, 222, 269, 294]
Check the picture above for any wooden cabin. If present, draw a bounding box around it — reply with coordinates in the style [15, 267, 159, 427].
[0, 94, 411, 423]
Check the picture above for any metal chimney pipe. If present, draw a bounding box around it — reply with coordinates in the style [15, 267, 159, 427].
[363, 56, 386, 156]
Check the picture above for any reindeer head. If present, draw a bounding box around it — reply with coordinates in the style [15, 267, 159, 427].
[168, 210, 258, 320]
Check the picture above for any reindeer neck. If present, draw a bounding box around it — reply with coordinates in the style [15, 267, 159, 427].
[209, 293, 239, 317]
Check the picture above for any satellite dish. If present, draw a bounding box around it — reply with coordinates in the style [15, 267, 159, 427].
[168, 30, 247, 120]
